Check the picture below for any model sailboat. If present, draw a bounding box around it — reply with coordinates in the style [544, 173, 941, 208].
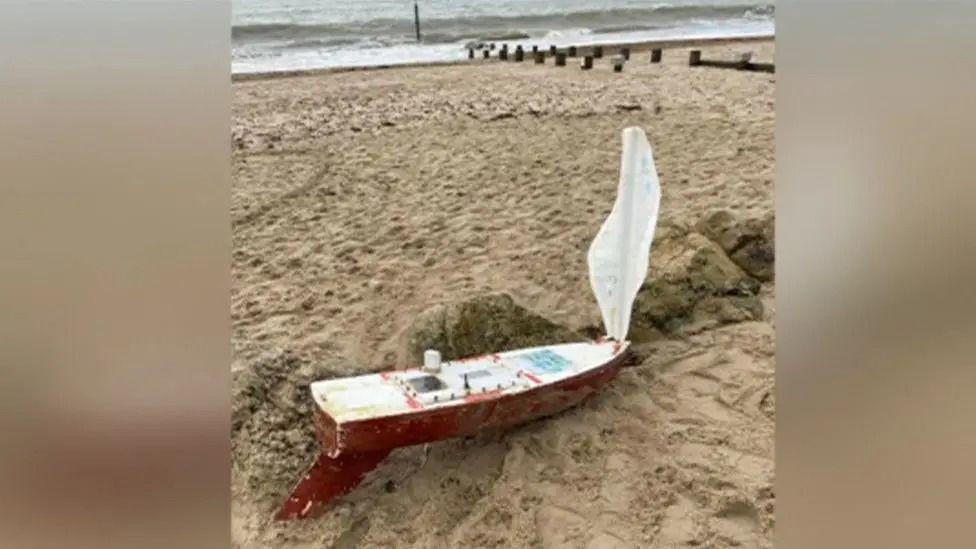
[277, 127, 662, 520]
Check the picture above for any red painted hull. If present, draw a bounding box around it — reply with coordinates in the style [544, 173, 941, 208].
[278, 346, 628, 520]
[321, 348, 628, 456]
[275, 448, 391, 520]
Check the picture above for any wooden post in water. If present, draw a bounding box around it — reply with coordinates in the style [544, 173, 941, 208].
[414, 2, 421, 42]
[514, 45, 524, 62]
[580, 55, 593, 70]
[651, 48, 662, 63]
[532, 45, 538, 54]
[534, 51, 545, 64]
[468, 48, 474, 59]
[593, 45, 603, 58]
[483, 49, 490, 59]
[499, 44, 508, 60]
[620, 47, 630, 60]
[555, 51, 566, 66]
[549, 44, 557, 56]
[568, 46, 577, 57]
[689, 50, 702, 66]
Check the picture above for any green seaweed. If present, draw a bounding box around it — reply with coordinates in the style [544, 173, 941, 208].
[405, 293, 581, 364]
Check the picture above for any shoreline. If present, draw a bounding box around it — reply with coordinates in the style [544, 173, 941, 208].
[231, 33, 774, 83]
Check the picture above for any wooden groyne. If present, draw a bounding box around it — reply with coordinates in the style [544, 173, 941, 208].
[689, 50, 775, 73]
[467, 36, 774, 77]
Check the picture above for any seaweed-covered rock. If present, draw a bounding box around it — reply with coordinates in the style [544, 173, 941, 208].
[405, 293, 580, 364]
[695, 209, 740, 251]
[696, 209, 774, 281]
[634, 228, 762, 333]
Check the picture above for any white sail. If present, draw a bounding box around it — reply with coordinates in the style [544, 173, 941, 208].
[587, 127, 661, 341]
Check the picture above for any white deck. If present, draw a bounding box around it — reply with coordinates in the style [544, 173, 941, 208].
[311, 340, 626, 423]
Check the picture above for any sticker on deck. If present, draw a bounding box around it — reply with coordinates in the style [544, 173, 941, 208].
[515, 349, 572, 375]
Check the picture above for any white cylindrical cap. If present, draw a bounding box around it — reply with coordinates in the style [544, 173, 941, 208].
[423, 349, 441, 372]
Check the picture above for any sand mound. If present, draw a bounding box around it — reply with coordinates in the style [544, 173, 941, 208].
[696, 209, 775, 281]
[405, 293, 581, 364]
[634, 221, 763, 334]
[232, 350, 364, 520]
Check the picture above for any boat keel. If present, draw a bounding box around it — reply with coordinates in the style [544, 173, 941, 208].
[276, 448, 392, 520]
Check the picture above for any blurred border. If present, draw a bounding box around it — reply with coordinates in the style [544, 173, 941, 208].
[0, 2, 230, 547]
[777, 1, 976, 548]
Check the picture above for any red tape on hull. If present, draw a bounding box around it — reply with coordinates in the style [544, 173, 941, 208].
[275, 448, 391, 520]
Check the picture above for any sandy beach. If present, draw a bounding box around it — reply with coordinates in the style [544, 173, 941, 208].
[232, 39, 775, 548]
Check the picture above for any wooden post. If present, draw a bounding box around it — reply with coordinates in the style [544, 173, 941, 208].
[692, 54, 775, 73]
[651, 48, 662, 63]
[468, 48, 474, 59]
[514, 45, 524, 62]
[414, 2, 421, 42]
[689, 50, 701, 66]
[612, 55, 624, 72]
[483, 49, 490, 59]
[499, 45, 508, 61]
[489, 42, 496, 50]
[568, 46, 577, 57]
[593, 45, 603, 58]
[532, 45, 538, 54]
[534, 51, 545, 64]
[549, 45, 557, 56]
[555, 52, 566, 66]
[580, 55, 593, 70]
[620, 47, 630, 60]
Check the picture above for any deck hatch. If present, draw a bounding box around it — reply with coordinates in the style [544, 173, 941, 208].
[406, 375, 447, 393]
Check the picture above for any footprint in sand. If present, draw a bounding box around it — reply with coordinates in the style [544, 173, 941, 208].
[536, 505, 587, 549]
[710, 499, 761, 546]
[656, 493, 701, 546]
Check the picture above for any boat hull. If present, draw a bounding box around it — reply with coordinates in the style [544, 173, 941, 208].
[277, 341, 629, 520]
[318, 347, 628, 456]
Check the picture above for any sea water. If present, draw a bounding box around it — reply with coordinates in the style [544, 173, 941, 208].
[232, 0, 774, 74]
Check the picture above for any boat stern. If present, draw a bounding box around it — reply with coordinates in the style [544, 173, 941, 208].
[311, 403, 342, 457]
